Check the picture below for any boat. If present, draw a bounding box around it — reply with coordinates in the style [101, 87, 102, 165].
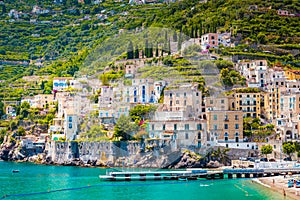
[287, 179, 294, 188]
[99, 169, 207, 181]
[178, 177, 188, 181]
[295, 180, 300, 188]
[12, 170, 20, 173]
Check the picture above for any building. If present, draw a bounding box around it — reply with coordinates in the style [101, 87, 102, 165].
[32, 94, 56, 109]
[53, 77, 74, 91]
[122, 78, 165, 104]
[200, 32, 231, 49]
[64, 109, 79, 141]
[162, 84, 203, 117]
[234, 88, 261, 118]
[148, 119, 206, 149]
[285, 70, 300, 80]
[206, 110, 243, 145]
[200, 33, 219, 49]
[236, 60, 268, 89]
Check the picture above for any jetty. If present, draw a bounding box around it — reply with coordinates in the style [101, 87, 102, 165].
[99, 168, 300, 181]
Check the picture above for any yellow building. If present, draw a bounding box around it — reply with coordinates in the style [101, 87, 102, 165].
[263, 86, 280, 122]
[285, 70, 300, 80]
[233, 88, 261, 118]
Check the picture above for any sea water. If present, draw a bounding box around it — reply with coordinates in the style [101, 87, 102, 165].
[0, 162, 290, 200]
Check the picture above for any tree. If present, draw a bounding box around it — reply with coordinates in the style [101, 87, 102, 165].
[9, 120, 18, 131]
[261, 144, 273, 158]
[19, 101, 30, 119]
[129, 104, 157, 122]
[211, 147, 230, 165]
[114, 115, 138, 141]
[257, 33, 267, 44]
[81, 125, 107, 141]
[127, 41, 134, 59]
[155, 42, 159, 57]
[16, 126, 26, 136]
[0, 101, 4, 117]
[134, 45, 139, 59]
[283, 142, 296, 158]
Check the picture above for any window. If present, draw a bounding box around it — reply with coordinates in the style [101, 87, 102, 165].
[198, 132, 201, 139]
[224, 124, 228, 129]
[69, 123, 72, 129]
[210, 100, 213, 104]
[213, 125, 218, 130]
[235, 115, 238, 120]
[224, 114, 228, 120]
[152, 124, 155, 130]
[185, 133, 189, 139]
[176, 100, 179, 104]
[196, 92, 199, 96]
[221, 99, 224, 104]
[176, 93, 179, 97]
[162, 124, 165, 130]
[68, 116, 72, 122]
[170, 93, 172, 97]
[184, 100, 187, 106]
[185, 124, 189, 130]
[174, 124, 177, 130]
[184, 92, 186, 97]
[197, 124, 202, 130]
[213, 115, 217, 120]
[235, 124, 239, 129]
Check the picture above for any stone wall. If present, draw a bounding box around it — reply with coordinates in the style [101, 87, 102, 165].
[48, 141, 144, 164]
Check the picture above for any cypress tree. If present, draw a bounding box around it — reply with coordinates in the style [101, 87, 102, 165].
[155, 42, 159, 57]
[173, 31, 177, 42]
[145, 39, 149, 58]
[168, 39, 171, 55]
[191, 26, 194, 38]
[127, 41, 134, 59]
[178, 30, 182, 51]
[134, 45, 139, 59]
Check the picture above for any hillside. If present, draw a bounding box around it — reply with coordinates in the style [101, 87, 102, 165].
[0, 0, 299, 100]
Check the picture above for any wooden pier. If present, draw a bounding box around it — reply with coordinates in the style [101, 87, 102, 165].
[99, 168, 300, 181]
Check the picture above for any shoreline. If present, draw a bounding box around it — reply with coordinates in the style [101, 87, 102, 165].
[254, 176, 300, 200]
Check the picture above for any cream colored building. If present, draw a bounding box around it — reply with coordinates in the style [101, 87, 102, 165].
[33, 94, 56, 109]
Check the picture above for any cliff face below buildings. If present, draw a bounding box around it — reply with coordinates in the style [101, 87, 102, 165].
[0, 140, 258, 169]
[0, 140, 205, 168]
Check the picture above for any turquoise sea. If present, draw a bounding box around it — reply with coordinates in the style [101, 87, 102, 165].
[0, 161, 289, 200]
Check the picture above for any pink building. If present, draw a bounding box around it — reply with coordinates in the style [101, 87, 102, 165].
[200, 33, 219, 49]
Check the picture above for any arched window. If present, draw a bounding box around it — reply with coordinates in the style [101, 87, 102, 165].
[224, 132, 228, 141]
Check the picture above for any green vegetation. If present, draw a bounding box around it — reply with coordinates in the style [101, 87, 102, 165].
[220, 68, 246, 87]
[114, 115, 139, 141]
[129, 104, 157, 122]
[282, 142, 296, 158]
[261, 144, 273, 158]
[234, 87, 261, 93]
[243, 118, 275, 142]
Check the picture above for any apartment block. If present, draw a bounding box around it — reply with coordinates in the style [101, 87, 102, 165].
[234, 88, 261, 118]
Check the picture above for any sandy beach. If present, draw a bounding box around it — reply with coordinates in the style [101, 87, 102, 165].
[255, 175, 300, 200]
